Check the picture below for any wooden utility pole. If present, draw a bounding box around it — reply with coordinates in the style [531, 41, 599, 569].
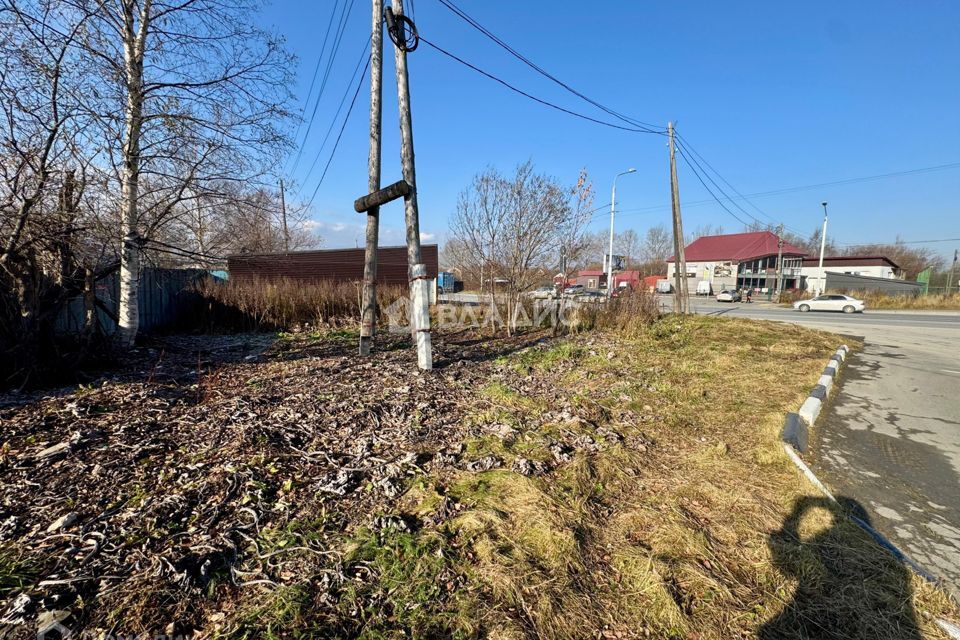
[774, 223, 785, 302]
[388, 0, 432, 369]
[279, 178, 289, 252]
[359, 0, 384, 357]
[668, 122, 689, 314]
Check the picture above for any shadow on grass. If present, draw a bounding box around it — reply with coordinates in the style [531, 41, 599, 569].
[761, 495, 920, 640]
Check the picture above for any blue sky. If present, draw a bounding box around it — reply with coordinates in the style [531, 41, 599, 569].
[266, 0, 960, 260]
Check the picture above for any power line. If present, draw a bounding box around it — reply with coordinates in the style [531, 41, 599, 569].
[290, 0, 356, 175]
[287, 0, 343, 161]
[305, 55, 371, 210]
[614, 160, 960, 218]
[419, 36, 661, 134]
[434, 0, 664, 133]
[674, 145, 752, 227]
[298, 37, 371, 192]
[674, 132, 792, 231]
[839, 238, 960, 247]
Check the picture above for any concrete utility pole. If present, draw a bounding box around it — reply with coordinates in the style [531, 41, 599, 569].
[389, 0, 432, 369]
[359, 0, 384, 357]
[607, 168, 636, 298]
[668, 122, 689, 314]
[775, 223, 784, 302]
[950, 249, 958, 294]
[817, 201, 829, 295]
[279, 178, 289, 252]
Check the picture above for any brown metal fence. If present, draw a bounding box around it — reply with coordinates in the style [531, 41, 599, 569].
[226, 244, 439, 286]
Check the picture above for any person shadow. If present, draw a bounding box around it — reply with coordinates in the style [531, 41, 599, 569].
[759, 495, 922, 639]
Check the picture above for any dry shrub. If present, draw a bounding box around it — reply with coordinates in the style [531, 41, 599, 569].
[564, 289, 660, 335]
[191, 276, 407, 331]
[850, 290, 960, 310]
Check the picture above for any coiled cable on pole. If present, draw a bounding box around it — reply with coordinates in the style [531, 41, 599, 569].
[384, 6, 419, 52]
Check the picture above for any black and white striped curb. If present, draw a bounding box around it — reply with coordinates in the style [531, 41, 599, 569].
[781, 345, 848, 454]
[778, 345, 960, 637]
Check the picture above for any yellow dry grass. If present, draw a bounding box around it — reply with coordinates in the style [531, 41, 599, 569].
[421, 315, 959, 639]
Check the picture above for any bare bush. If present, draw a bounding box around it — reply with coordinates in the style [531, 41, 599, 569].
[191, 277, 407, 332]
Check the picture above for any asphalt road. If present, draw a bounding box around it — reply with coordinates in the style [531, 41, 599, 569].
[679, 296, 960, 591]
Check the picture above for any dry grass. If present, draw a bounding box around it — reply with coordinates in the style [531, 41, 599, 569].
[191, 276, 408, 331]
[390, 316, 958, 638]
[855, 290, 960, 311]
[779, 289, 960, 310]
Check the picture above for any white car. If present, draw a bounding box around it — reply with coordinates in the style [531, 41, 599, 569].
[793, 294, 865, 314]
[527, 285, 556, 300]
[716, 289, 742, 302]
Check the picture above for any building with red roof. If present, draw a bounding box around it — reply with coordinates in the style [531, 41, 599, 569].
[667, 231, 808, 292]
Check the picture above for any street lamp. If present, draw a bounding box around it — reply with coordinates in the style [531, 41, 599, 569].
[816, 201, 828, 295]
[607, 168, 636, 297]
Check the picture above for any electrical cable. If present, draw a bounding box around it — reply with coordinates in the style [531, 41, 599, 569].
[674, 146, 752, 227]
[673, 136, 781, 232]
[287, 0, 343, 163]
[305, 56, 371, 209]
[299, 37, 372, 190]
[419, 36, 660, 134]
[289, 0, 356, 175]
[674, 132, 803, 235]
[434, 0, 664, 133]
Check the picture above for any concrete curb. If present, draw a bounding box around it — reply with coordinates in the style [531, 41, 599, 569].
[779, 345, 960, 636]
[782, 345, 848, 454]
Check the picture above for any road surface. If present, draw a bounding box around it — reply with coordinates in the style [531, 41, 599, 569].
[680, 297, 960, 591]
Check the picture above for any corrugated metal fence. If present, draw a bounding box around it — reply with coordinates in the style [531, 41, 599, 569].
[56, 268, 210, 335]
[825, 271, 924, 295]
[227, 244, 439, 285]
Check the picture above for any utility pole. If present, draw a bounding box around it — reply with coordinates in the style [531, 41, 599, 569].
[279, 178, 289, 252]
[388, 0, 431, 369]
[359, 0, 384, 357]
[949, 249, 958, 295]
[668, 122, 689, 314]
[817, 201, 828, 295]
[775, 223, 784, 302]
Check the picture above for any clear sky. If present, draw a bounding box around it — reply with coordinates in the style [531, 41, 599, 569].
[265, 0, 960, 261]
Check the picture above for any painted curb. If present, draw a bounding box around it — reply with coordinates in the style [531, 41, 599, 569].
[781, 413, 808, 453]
[782, 345, 848, 452]
[798, 396, 822, 427]
[779, 345, 960, 634]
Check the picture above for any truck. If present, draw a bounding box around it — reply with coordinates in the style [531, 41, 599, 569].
[696, 280, 713, 296]
[656, 279, 672, 294]
[436, 271, 457, 294]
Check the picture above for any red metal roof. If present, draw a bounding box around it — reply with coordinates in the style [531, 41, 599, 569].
[577, 269, 605, 277]
[668, 231, 807, 262]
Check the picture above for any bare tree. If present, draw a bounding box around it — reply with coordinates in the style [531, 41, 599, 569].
[449, 162, 585, 333]
[642, 224, 672, 272]
[63, 0, 295, 346]
[450, 166, 509, 296]
[617, 228, 641, 269]
[0, 1, 101, 380]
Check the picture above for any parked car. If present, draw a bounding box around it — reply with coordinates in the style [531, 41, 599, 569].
[793, 294, 865, 314]
[696, 281, 713, 296]
[574, 291, 606, 303]
[716, 289, 742, 302]
[528, 285, 556, 300]
[611, 282, 633, 299]
[655, 280, 672, 294]
[562, 284, 585, 297]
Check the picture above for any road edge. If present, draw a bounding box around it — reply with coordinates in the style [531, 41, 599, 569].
[778, 344, 960, 636]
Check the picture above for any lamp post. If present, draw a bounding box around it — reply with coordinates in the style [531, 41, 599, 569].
[816, 201, 828, 295]
[607, 168, 636, 297]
